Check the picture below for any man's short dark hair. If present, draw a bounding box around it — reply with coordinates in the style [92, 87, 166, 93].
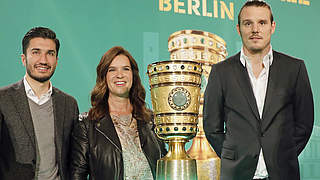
[238, 0, 274, 26]
[22, 27, 60, 56]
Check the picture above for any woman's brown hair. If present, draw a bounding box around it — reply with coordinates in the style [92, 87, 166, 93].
[88, 46, 151, 122]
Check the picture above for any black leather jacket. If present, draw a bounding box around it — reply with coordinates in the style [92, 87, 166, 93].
[70, 113, 167, 180]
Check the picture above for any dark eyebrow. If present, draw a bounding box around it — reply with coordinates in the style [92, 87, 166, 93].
[242, 19, 252, 23]
[31, 48, 40, 51]
[48, 50, 56, 54]
[109, 65, 131, 68]
[30, 48, 56, 53]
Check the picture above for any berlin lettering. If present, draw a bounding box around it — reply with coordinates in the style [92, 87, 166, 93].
[159, 0, 234, 21]
[281, 0, 310, 6]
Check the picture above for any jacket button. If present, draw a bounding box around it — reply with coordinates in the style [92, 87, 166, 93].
[32, 159, 36, 164]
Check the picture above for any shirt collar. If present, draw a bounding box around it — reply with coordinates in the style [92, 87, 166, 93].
[23, 75, 52, 98]
[240, 45, 273, 68]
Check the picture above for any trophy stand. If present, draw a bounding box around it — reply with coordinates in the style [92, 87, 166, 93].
[187, 109, 220, 180]
[157, 139, 197, 179]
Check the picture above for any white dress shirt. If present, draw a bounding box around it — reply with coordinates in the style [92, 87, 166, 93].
[23, 76, 52, 105]
[240, 46, 273, 179]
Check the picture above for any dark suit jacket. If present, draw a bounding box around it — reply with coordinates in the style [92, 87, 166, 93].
[203, 51, 314, 180]
[0, 80, 79, 180]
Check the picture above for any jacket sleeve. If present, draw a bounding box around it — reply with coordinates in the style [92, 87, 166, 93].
[150, 115, 167, 157]
[156, 133, 167, 157]
[293, 61, 314, 155]
[70, 115, 90, 180]
[0, 92, 4, 141]
[0, 109, 2, 142]
[203, 64, 225, 158]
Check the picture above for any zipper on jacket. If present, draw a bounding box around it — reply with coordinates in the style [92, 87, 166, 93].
[95, 127, 121, 152]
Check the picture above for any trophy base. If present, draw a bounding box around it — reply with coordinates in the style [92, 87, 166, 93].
[156, 159, 198, 180]
[196, 158, 220, 180]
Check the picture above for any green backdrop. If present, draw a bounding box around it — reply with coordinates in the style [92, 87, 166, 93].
[1, 0, 319, 179]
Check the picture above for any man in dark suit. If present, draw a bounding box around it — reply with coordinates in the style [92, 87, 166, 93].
[203, 1, 314, 180]
[0, 27, 79, 180]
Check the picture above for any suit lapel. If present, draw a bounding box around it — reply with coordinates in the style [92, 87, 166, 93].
[11, 80, 36, 151]
[261, 52, 281, 131]
[96, 115, 122, 151]
[231, 53, 260, 121]
[52, 88, 65, 160]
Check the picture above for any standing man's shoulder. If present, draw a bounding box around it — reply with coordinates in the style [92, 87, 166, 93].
[51, 86, 79, 125]
[0, 81, 23, 97]
[52, 86, 78, 104]
[214, 52, 241, 69]
[273, 50, 305, 65]
[273, 50, 309, 76]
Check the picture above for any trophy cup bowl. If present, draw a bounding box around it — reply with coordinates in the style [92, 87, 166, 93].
[147, 60, 202, 180]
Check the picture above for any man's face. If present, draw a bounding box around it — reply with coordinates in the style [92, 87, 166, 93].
[237, 6, 276, 55]
[21, 37, 58, 83]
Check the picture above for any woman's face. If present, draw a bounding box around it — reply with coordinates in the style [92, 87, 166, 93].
[106, 54, 133, 98]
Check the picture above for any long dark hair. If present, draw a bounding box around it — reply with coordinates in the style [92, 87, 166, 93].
[88, 46, 151, 122]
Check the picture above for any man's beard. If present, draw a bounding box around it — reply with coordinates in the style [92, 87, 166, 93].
[26, 59, 55, 83]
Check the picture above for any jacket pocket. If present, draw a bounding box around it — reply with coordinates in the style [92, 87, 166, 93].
[221, 147, 235, 160]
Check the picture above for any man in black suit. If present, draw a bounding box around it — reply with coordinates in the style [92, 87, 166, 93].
[203, 1, 314, 180]
[0, 27, 79, 180]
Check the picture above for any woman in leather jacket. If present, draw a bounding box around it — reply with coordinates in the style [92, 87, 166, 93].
[70, 46, 167, 180]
